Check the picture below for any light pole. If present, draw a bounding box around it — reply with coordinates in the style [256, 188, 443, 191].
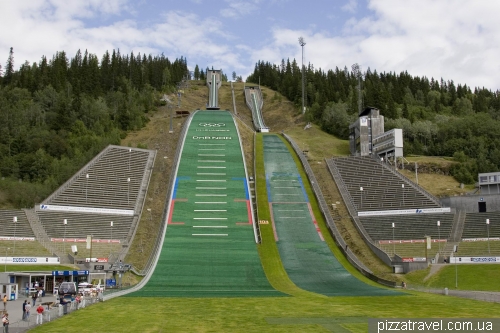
[129, 148, 132, 172]
[437, 220, 441, 252]
[127, 178, 131, 204]
[486, 219, 490, 254]
[4, 247, 10, 272]
[13, 216, 17, 254]
[110, 221, 113, 258]
[86, 173, 89, 203]
[401, 184, 405, 207]
[64, 219, 67, 252]
[147, 208, 152, 221]
[392, 222, 395, 256]
[298, 36, 306, 114]
[360, 187, 363, 210]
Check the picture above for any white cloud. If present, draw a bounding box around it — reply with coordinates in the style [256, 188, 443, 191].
[0, 1, 247, 73]
[341, 0, 357, 13]
[249, 0, 500, 90]
[220, 0, 260, 18]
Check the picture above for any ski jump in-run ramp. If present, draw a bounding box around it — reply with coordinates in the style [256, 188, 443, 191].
[128, 110, 282, 297]
[263, 134, 399, 296]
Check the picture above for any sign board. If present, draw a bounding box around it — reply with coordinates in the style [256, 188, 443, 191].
[94, 265, 105, 270]
[358, 207, 451, 217]
[52, 270, 89, 276]
[1, 257, 60, 264]
[39, 204, 134, 216]
[450, 257, 500, 264]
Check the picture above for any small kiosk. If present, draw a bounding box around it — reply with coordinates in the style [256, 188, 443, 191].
[0, 283, 19, 300]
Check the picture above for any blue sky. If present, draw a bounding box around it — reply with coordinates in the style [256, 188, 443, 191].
[1, 0, 499, 90]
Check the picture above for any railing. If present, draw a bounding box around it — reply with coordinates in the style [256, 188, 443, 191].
[127, 150, 157, 243]
[232, 113, 260, 244]
[23, 208, 63, 261]
[9, 294, 103, 331]
[252, 132, 261, 243]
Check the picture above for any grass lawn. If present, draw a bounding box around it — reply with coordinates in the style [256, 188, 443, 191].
[2, 265, 76, 272]
[422, 264, 500, 291]
[31, 292, 500, 333]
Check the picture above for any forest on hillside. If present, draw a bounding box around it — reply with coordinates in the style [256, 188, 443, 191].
[0, 47, 188, 208]
[247, 60, 500, 185]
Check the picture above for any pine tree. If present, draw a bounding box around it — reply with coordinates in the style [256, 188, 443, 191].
[194, 65, 200, 80]
[4, 47, 14, 85]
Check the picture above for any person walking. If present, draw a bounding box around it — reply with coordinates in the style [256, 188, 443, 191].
[24, 302, 31, 321]
[22, 300, 27, 321]
[36, 304, 44, 325]
[1, 312, 9, 333]
[2, 295, 6, 311]
[31, 292, 37, 306]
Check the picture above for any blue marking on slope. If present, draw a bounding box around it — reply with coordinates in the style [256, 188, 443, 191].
[297, 175, 309, 203]
[232, 177, 249, 200]
[173, 176, 190, 199]
[266, 174, 272, 202]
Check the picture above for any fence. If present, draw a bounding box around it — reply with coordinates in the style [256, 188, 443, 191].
[7, 295, 103, 332]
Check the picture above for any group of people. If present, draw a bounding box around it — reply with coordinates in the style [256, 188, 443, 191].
[22, 299, 46, 324]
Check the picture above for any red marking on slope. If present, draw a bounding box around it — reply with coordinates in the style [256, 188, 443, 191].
[307, 202, 324, 241]
[269, 203, 279, 241]
[167, 199, 185, 225]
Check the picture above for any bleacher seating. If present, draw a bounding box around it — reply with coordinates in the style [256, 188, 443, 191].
[31, 145, 155, 259]
[331, 156, 440, 211]
[0, 210, 52, 256]
[0, 210, 35, 238]
[45, 146, 151, 209]
[462, 212, 500, 239]
[327, 156, 457, 259]
[359, 213, 454, 241]
[37, 211, 133, 241]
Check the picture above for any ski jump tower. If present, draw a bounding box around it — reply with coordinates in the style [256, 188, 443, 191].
[206, 69, 222, 110]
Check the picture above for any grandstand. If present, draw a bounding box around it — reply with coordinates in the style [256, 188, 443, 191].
[454, 211, 500, 256]
[0, 210, 52, 256]
[330, 156, 440, 211]
[245, 86, 269, 132]
[30, 145, 156, 259]
[327, 156, 456, 262]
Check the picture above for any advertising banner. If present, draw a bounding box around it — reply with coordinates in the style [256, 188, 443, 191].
[0, 257, 60, 264]
[450, 256, 500, 264]
[359, 207, 451, 217]
[39, 204, 134, 216]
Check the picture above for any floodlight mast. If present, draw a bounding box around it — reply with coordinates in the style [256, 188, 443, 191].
[298, 37, 306, 114]
[351, 63, 362, 115]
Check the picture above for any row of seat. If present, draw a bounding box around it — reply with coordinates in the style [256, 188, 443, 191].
[0, 210, 35, 238]
[462, 212, 500, 239]
[360, 213, 454, 241]
[37, 211, 133, 241]
[331, 156, 439, 211]
[46, 146, 152, 210]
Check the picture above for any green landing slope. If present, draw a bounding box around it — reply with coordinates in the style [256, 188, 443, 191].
[263, 134, 397, 296]
[129, 111, 282, 297]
